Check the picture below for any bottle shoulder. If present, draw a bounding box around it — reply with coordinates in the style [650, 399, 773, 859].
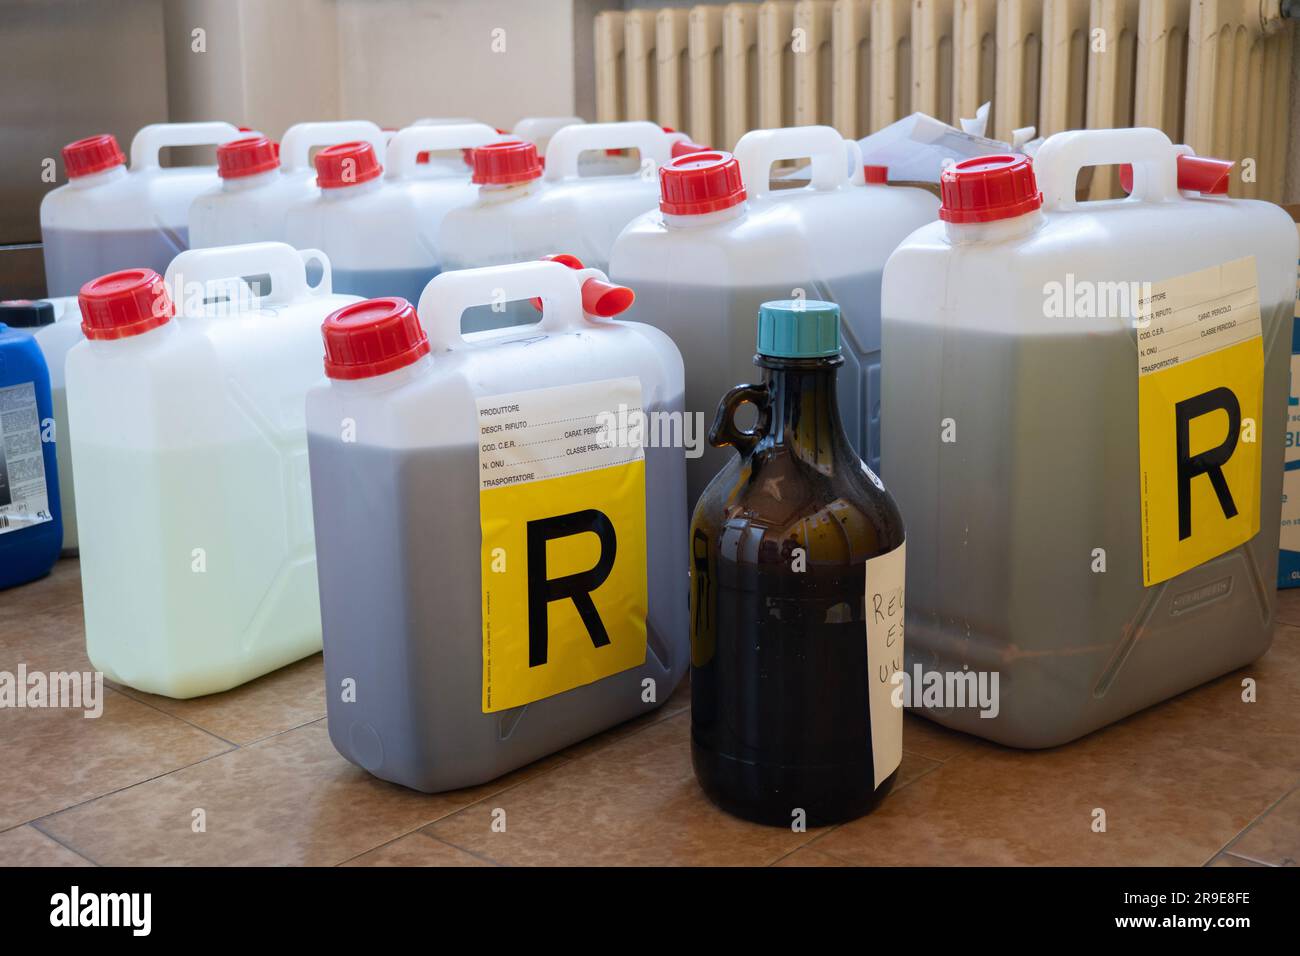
[693, 446, 904, 565]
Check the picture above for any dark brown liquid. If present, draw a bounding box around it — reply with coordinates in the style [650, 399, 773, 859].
[689, 353, 905, 827]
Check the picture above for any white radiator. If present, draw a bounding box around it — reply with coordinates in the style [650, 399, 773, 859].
[594, 0, 1295, 200]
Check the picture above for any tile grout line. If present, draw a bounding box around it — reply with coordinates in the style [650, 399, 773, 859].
[766, 829, 838, 867]
[28, 821, 103, 867]
[25, 740, 241, 836]
[29, 709, 603, 867]
[332, 703, 694, 866]
[332, 827, 439, 867]
[767, 750, 948, 863]
[103, 685, 243, 750]
[1203, 779, 1300, 865]
[335, 828, 504, 868]
[0, 603, 86, 641]
[1217, 850, 1278, 867]
[330, 711, 704, 866]
[796, 754, 948, 865]
[423, 834, 504, 867]
[22, 708, 334, 838]
[332, 762, 583, 867]
[419, 709, 698, 866]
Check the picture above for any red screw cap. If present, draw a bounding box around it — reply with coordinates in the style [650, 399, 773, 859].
[217, 135, 280, 179]
[470, 140, 543, 186]
[322, 297, 430, 380]
[659, 150, 746, 216]
[939, 153, 1042, 224]
[1118, 154, 1233, 196]
[863, 164, 888, 184]
[77, 269, 174, 341]
[62, 134, 126, 178]
[315, 141, 384, 189]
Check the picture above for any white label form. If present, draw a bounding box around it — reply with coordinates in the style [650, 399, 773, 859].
[1136, 255, 1262, 374]
[865, 541, 905, 788]
[0, 381, 52, 535]
[475, 376, 644, 488]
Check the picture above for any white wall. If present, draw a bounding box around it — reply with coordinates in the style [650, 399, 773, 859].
[162, 0, 585, 137]
[336, 0, 578, 128]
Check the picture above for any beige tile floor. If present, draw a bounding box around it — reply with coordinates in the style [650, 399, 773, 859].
[2, 558, 1298, 867]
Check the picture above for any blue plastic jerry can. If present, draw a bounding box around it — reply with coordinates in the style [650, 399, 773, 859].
[0, 322, 62, 589]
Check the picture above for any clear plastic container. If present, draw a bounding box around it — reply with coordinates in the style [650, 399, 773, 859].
[307, 259, 688, 792]
[284, 124, 499, 306]
[881, 129, 1298, 747]
[439, 121, 680, 276]
[40, 122, 242, 296]
[189, 121, 385, 248]
[66, 243, 360, 698]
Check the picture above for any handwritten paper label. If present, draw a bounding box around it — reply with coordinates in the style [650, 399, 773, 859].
[865, 541, 905, 788]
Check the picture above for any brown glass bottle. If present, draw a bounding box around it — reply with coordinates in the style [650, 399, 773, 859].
[689, 300, 906, 827]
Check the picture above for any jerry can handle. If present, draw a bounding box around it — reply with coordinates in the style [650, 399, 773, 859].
[417, 260, 586, 352]
[1034, 127, 1181, 211]
[543, 120, 671, 181]
[386, 123, 501, 179]
[513, 116, 584, 144]
[280, 120, 386, 173]
[129, 121, 243, 170]
[846, 139, 867, 186]
[732, 125, 848, 200]
[164, 242, 329, 314]
[709, 383, 770, 458]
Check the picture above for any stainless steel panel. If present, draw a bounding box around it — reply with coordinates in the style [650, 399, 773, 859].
[0, 0, 168, 255]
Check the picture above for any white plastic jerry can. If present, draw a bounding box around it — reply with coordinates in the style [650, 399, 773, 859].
[66, 242, 361, 699]
[383, 122, 503, 229]
[881, 128, 1299, 748]
[438, 121, 680, 277]
[40, 122, 243, 296]
[610, 126, 938, 503]
[189, 120, 386, 248]
[280, 119, 388, 186]
[306, 260, 689, 792]
[409, 116, 484, 175]
[284, 124, 499, 305]
[0, 299, 84, 554]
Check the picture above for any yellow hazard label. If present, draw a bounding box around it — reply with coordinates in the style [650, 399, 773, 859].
[477, 378, 647, 713]
[1137, 257, 1264, 586]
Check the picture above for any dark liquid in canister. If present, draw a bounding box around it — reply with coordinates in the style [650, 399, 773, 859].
[689, 352, 905, 827]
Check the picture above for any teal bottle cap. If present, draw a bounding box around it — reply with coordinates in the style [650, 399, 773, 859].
[756, 299, 841, 358]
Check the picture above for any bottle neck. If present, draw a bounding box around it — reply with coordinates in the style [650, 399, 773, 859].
[662, 201, 746, 229]
[478, 178, 539, 202]
[69, 165, 128, 188]
[756, 355, 846, 467]
[944, 207, 1044, 244]
[321, 177, 383, 200]
[222, 168, 280, 191]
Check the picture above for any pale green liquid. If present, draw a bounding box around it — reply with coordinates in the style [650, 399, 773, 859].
[76, 438, 321, 698]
